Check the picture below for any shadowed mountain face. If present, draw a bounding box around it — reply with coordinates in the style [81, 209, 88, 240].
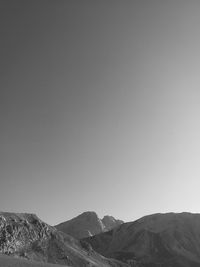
[0, 212, 127, 267]
[84, 212, 200, 267]
[55, 211, 123, 239]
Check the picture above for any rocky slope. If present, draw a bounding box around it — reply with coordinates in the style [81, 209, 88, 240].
[55, 211, 123, 239]
[0, 212, 127, 267]
[84, 212, 200, 267]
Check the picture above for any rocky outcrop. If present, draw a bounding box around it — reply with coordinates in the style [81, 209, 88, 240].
[0, 212, 127, 267]
[84, 212, 200, 267]
[102, 216, 123, 231]
[0, 212, 54, 258]
[55, 211, 123, 239]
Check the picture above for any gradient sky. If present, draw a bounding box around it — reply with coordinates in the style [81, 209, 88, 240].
[1, 0, 200, 225]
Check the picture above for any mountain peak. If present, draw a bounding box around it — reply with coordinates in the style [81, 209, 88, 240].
[78, 211, 99, 220]
[55, 211, 123, 239]
[0, 211, 126, 267]
[102, 215, 124, 231]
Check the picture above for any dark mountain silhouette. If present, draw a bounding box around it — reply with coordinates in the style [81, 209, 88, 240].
[0, 212, 127, 267]
[55, 211, 123, 239]
[84, 212, 200, 267]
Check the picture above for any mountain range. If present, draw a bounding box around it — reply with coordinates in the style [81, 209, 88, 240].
[1, 211, 200, 267]
[55, 211, 123, 239]
[84, 212, 200, 267]
[0, 212, 126, 267]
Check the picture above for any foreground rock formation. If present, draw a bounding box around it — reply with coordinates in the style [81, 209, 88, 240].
[0, 212, 127, 267]
[55, 211, 123, 239]
[84, 212, 200, 267]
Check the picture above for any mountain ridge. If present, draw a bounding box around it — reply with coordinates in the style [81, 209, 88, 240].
[55, 211, 124, 239]
[0, 211, 127, 267]
[83, 212, 200, 267]
[2, 211, 200, 267]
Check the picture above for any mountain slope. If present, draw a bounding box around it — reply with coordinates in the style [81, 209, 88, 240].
[0, 212, 127, 267]
[55, 211, 123, 239]
[84, 212, 200, 267]
[0, 253, 69, 267]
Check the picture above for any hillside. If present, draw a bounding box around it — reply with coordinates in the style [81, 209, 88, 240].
[55, 211, 123, 239]
[0, 212, 127, 267]
[0, 253, 69, 267]
[84, 212, 200, 267]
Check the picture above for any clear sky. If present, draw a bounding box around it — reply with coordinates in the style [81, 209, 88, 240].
[1, 0, 200, 225]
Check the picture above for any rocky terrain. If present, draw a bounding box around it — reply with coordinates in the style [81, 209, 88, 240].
[0, 212, 127, 267]
[84, 212, 200, 267]
[55, 211, 123, 239]
[102, 216, 124, 232]
[3, 211, 200, 267]
[0, 253, 68, 267]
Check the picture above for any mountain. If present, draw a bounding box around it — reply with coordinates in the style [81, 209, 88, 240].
[83, 212, 200, 267]
[55, 211, 123, 239]
[102, 216, 124, 231]
[0, 212, 127, 267]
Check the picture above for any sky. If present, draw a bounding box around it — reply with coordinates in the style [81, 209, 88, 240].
[1, 0, 200, 225]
